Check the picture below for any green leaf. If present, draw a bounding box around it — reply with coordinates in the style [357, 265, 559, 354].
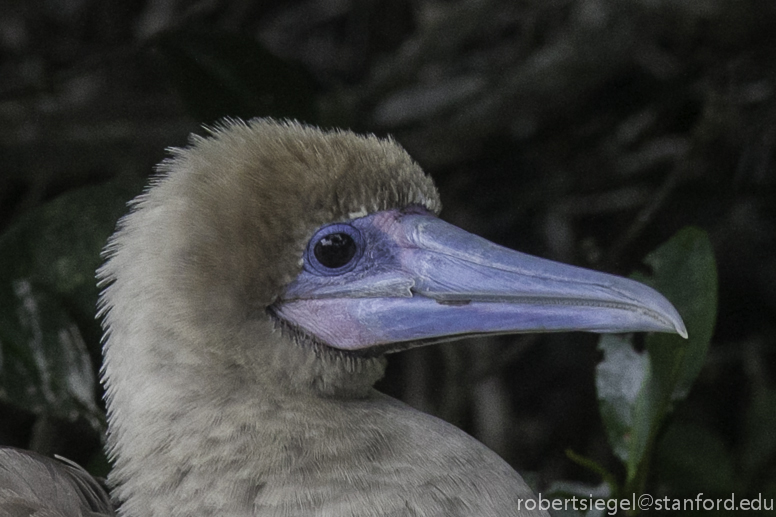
[633, 227, 718, 403]
[0, 179, 142, 426]
[0, 180, 142, 329]
[151, 30, 319, 124]
[0, 280, 101, 427]
[596, 227, 718, 488]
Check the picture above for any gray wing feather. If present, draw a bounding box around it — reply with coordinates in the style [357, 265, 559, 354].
[0, 447, 114, 517]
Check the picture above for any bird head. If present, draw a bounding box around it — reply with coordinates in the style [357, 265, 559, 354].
[99, 118, 685, 398]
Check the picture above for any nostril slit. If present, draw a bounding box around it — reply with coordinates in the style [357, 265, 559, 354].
[436, 299, 472, 306]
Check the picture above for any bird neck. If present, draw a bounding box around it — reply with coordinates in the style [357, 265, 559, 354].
[101, 307, 388, 516]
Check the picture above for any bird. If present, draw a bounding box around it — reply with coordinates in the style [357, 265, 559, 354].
[0, 118, 686, 517]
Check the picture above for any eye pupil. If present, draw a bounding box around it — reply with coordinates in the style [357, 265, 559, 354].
[306, 223, 363, 275]
[314, 232, 357, 269]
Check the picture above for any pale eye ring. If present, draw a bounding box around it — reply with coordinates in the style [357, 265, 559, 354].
[306, 223, 364, 275]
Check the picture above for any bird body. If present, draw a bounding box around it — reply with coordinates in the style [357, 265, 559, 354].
[1, 119, 686, 516]
[102, 390, 536, 515]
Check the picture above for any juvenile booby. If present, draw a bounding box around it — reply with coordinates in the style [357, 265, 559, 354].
[0, 119, 686, 517]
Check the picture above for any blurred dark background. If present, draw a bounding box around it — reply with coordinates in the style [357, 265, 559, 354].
[1, 0, 774, 512]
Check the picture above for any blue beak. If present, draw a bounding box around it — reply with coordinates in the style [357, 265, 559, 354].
[273, 210, 687, 352]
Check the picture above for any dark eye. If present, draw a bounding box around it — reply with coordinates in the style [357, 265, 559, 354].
[315, 233, 356, 268]
[306, 223, 364, 275]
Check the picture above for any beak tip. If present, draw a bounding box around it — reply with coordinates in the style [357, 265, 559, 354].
[661, 303, 687, 339]
[676, 321, 689, 339]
